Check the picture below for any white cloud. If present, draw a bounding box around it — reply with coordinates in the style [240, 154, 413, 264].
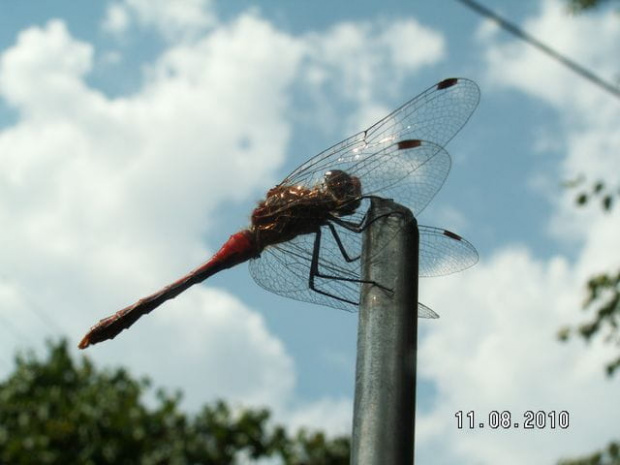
[411, 2, 620, 462]
[0, 15, 303, 415]
[0, 4, 470, 446]
[101, 3, 130, 35]
[416, 245, 620, 464]
[132, 289, 297, 410]
[302, 18, 445, 115]
[7, 9, 620, 465]
[102, 0, 216, 41]
[0, 20, 94, 115]
[380, 19, 445, 71]
[481, 0, 620, 108]
[476, 0, 620, 243]
[2, 4, 618, 464]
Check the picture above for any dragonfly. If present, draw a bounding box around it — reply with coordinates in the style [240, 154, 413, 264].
[79, 77, 480, 349]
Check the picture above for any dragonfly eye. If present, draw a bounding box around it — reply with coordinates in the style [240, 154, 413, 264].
[323, 170, 362, 216]
[323, 170, 359, 199]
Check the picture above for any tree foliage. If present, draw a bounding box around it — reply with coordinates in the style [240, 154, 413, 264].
[556, 2, 620, 463]
[558, 178, 620, 377]
[566, 0, 620, 13]
[558, 441, 620, 465]
[0, 339, 350, 464]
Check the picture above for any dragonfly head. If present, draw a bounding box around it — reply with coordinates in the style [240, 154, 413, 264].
[323, 169, 362, 216]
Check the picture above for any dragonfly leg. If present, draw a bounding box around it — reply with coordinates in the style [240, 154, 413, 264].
[325, 221, 360, 262]
[328, 214, 365, 232]
[329, 195, 409, 233]
[308, 228, 391, 305]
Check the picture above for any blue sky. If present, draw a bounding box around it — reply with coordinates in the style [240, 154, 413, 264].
[1, 0, 619, 463]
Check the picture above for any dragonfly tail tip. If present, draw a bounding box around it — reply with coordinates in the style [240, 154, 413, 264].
[78, 335, 92, 350]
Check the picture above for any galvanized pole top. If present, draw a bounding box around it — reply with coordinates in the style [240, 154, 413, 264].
[351, 197, 419, 465]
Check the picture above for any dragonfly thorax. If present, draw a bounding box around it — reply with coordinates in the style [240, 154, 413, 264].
[322, 169, 362, 217]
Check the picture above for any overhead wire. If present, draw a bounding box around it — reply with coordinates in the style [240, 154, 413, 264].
[0, 274, 68, 373]
[455, 0, 620, 100]
[0, 311, 30, 371]
[1, 274, 66, 335]
[0, 312, 28, 344]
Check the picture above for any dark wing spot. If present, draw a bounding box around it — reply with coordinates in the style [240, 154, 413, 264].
[442, 230, 463, 241]
[397, 139, 422, 150]
[437, 78, 458, 90]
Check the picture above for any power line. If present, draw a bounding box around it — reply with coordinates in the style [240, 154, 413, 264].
[456, 0, 620, 100]
[1, 274, 66, 335]
[17, 286, 66, 335]
[0, 311, 30, 345]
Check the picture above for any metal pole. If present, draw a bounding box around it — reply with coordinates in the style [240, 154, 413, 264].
[351, 197, 419, 465]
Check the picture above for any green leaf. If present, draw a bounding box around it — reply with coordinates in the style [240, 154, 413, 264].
[0, 339, 351, 464]
[557, 327, 572, 341]
[576, 193, 589, 205]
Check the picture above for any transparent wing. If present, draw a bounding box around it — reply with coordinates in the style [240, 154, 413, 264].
[418, 302, 439, 319]
[249, 224, 362, 312]
[419, 226, 478, 277]
[279, 78, 479, 216]
[249, 223, 476, 315]
[330, 140, 452, 225]
[255, 139, 452, 227]
[247, 78, 480, 316]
